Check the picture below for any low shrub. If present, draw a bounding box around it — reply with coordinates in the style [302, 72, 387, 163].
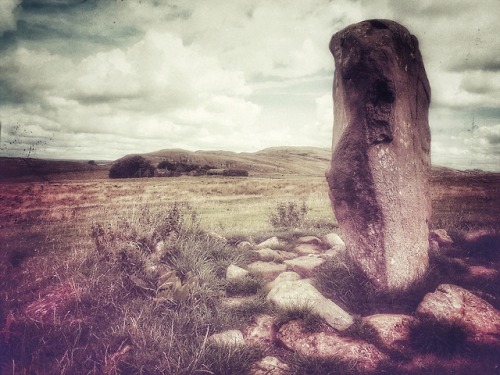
[269, 201, 309, 229]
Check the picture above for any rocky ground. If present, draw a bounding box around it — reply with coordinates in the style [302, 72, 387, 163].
[214, 231, 500, 374]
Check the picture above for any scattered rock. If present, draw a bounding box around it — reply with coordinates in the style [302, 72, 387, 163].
[226, 264, 249, 281]
[251, 356, 290, 375]
[243, 314, 277, 345]
[430, 229, 453, 246]
[275, 250, 298, 261]
[293, 243, 321, 256]
[209, 330, 245, 346]
[466, 265, 498, 282]
[277, 320, 387, 373]
[264, 271, 302, 293]
[237, 241, 254, 251]
[247, 261, 287, 281]
[284, 256, 325, 278]
[321, 233, 346, 252]
[254, 248, 285, 262]
[416, 284, 500, 346]
[221, 296, 258, 309]
[296, 236, 322, 245]
[257, 237, 283, 250]
[267, 279, 353, 331]
[327, 19, 431, 292]
[362, 314, 415, 353]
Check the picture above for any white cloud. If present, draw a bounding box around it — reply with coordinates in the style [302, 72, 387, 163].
[0, 0, 20, 34]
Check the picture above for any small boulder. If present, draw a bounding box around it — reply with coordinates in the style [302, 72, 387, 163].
[321, 233, 346, 252]
[209, 330, 245, 346]
[277, 320, 387, 373]
[416, 284, 500, 346]
[275, 250, 298, 261]
[247, 261, 287, 281]
[226, 264, 249, 281]
[254, 248, 284, 262]
[264, 271, 302, 293]
[251, 356, 289, 375]
[362, 314, 415, 353]
[284, 256, 325, 278]
[237, 241, 254, 251]
[267, 279, 353, 330]
[297, 236, 322, 245]
[243, 314, 277, 345]
[257, 237, 283, 250]
[293, 243, 321, 256]
[430, 229, 453, 246]
[221, 296, 257, 309]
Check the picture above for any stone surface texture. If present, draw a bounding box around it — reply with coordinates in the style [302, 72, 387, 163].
[277, 320, 388, 372]
[327, 19, 432, 291]
[362, 313, 415, 353]
[266, 279, 353, 330]
[416, 284, 500, 346]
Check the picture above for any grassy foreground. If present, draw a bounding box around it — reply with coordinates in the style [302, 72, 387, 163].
[0, 172, 499, 374]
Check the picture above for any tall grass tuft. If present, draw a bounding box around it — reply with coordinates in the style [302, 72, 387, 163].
[4, 204, 262, 374]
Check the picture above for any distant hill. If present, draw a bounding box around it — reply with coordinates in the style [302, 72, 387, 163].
[1, 147, 499, 181]
[138, 146, 332, 176]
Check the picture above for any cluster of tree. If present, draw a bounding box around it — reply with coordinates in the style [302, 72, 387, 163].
[108, 156, 249, 179]
[109, 156, 155, 179]
[157, 160, 215, 174]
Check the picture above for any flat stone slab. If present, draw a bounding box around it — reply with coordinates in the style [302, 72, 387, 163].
[209, 330, 245, 346]
[293, 243, 321, 255]
[251, 356, 289, 375]
[267, 279, 353, 331]
[247, 261, 287, 281]
[277, 320, 388, 373]
[256, 237, 284, 250]
[226, 264, 249, 281]
[254, 248, 286, 262]
[284, 256, 325, 277]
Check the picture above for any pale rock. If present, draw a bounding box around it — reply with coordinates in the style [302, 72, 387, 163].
[321, 233, 346, 252]
[209, 330, 245, 346]
[362, 314, 415, 353]
[254, 248, 284, 262]
[275, 250, 298, 261]
[277, 320, 387, 372]
[297, 236, 322, 245]
[416, 284, 500, 346]
[267, 279, 353, 330]
[264, 271, 302, 293]
[251, 356, 289, 375]
[257, 237, 283, 250]
[284, 256, 325, 278]
[237, 241, 254, 251]
[221, 296, 257, 309]
[243, 314, 277, 345]
[293, 243, 321, 256]
[430, 229, 453, 246]
[247, 261, 287, 281]
[226, 264, 249, 281]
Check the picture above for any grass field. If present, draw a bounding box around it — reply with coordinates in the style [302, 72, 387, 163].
[0, 168, 499, 374]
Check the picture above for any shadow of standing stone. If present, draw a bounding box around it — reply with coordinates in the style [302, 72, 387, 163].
[327, 19, 432, 292]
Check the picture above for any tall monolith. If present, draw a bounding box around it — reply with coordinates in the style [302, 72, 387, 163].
[326, 19, 431, 292]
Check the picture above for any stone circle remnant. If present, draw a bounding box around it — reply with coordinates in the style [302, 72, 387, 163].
[327, 19, 431, 292]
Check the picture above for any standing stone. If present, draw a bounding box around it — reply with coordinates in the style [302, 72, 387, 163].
[327, 20, 431, 291]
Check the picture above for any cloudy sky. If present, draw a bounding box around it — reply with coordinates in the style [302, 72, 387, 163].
[0, 0, 499, 171]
